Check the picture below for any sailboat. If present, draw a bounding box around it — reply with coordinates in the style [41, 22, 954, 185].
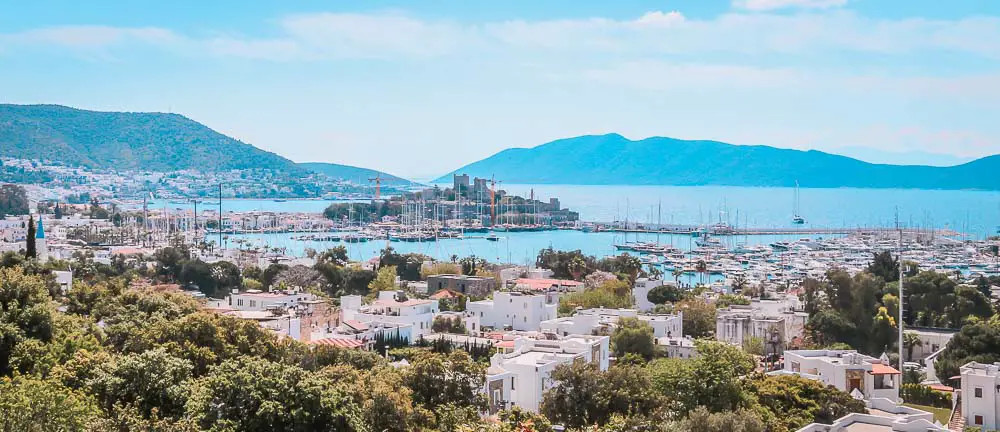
[792, 181, 806, 225]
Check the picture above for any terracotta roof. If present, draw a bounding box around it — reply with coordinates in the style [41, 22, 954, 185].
[308, 338, 365, 349]
[343, 320, 369, 331]
[430, 289, 460, 300]
[927, 384, 954, 392]
[497, 340, 515, 348]
[869, 363, 901, 375]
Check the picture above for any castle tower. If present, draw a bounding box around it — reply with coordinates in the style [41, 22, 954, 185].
[35, 215, 47, 261]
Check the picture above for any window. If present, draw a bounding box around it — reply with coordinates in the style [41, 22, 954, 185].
[874, 375, 894, 390]
[974, 415, 983, 425]
[975, 387, 983, 398]
[510, 377, 515, 390]
[523, 317, 527, 323]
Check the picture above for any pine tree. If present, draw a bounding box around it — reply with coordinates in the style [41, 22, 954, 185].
[26, 215, 36, 259]
[54, 203, 62, 219]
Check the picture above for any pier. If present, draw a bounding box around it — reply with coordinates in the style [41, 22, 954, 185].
[591, 224, 956, 237]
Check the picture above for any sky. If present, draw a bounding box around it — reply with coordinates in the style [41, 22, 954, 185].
[1, 0, 999, 180]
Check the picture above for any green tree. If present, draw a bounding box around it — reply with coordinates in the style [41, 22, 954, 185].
[934, 321, 1000, 383]
[612, 317, 655, 361]
[0, 267, 54, 376]
[316, 365, 419, 432]
[208, 261, 242, 297]
[178, 259, 213, 293]
[368, 265, 398, 297]
[676, 406, 766, 432]
[868, 251, 900, 282]
[26, 215, 37, 259]
[88, 348, 193, 419]
[403, 350, 486, 412]
[558, 280, 633, 315]
[541, 363, 666, 429]
[152, 247, 188, 282]
[185, 356, 369, 432]
[0, 375, 101, 431]
[647, 341, 756, 414]
[0, 184, 29, 218]
[677, 298, 716, 338]
[647, 284, 690, 305]
[568, 257, 588, 281]
[747, 374, 866, 431]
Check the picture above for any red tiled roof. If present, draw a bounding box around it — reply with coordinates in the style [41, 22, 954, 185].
[430, 289, 460, 300]
[870, 363, 901, 375]
[927, 384, 954, 392]
[308, 338, 365, 349]
[343, 320, 369, 331]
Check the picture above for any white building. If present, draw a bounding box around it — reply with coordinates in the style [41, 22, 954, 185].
[657, 336, 698, 359]
[904, 328, 956, 362]
[795, 398, 946, 432]
[52, 270, 72, 293]
[632, 278, 666, 312]
[540, 308, 683, 340]
[227, 289, 317, 312]
[466, 291, 558, 333]
[484, 335, 610, 413]
[341, 291, 439, 342]
[778, 350, 901, 402]
[961, 361, 1000, 430]
[716, 305, 808, 355]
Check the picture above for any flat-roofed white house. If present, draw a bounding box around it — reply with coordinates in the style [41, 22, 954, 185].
[484, 335, 610, 413]
[340, 291, 439, 342]
[227, 289, 317, 312]
[540, 308, 683, 340]
[795, 397, 946, 432]
[904, 327, 956, 362]
[778, 350, 901, 402]
[466, 291, 558, 333]
[961, 361, 1000, 430]
[632, 278, 667, 312]
[716, 305, 808, 355]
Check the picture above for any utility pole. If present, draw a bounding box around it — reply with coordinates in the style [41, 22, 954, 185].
[898, 217, 905, 373]
[219, 184, 223, 254]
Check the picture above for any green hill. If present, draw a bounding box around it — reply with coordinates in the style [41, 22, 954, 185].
[434, 133, 1000, 190]
[299, 162, 415, 185]
[0, 104, 301, 173]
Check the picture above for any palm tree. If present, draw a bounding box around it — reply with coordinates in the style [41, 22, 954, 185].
[672, 268, 684, 286]
[695, 260, 708, 285]
[903, 332, 923, 362]
[568, 257, 587, 281]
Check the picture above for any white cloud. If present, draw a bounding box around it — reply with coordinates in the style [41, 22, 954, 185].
[2, 10, 998, 61]
[732, 0, 848, 11]
[635, 11, 686, 26]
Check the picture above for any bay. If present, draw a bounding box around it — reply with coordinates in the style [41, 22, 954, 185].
[202, 185, 1000, 269]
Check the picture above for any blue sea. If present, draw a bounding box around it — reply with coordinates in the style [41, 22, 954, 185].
[205, 185, 1000, 270]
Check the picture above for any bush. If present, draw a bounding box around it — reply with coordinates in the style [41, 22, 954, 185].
[901, 383, 951, 408]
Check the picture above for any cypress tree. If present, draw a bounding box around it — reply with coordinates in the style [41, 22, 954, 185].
[26, 215, 36, 259]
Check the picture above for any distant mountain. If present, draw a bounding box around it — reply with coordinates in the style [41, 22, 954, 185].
[831, 146, 974, 167]
[0, 104, 302, 173]
[299, 162, 414, 184]
[433, 134, 1000, 190]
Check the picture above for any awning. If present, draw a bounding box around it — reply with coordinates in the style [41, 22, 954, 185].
[870, 363, 901, 375]
[308, 338, 365, 349]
